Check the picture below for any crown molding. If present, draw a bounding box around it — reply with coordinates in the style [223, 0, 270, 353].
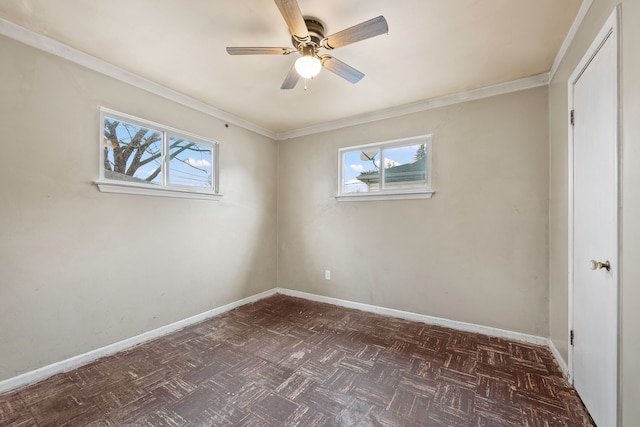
[275, 73, 550, 140]
[2, 17, 554, 142]
[549, 0, 594, 80]
[0, 18, 278, 140]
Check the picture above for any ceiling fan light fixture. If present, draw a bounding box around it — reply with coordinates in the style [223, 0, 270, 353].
[226, 0, 389, 89]
[295, 54, 321, 79]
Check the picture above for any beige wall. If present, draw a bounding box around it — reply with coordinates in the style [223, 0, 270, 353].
[0, 35, 278, 381]
[4, 2, 639, 421]
[278, 87, 549, 337]
[548, 0, 640, 424]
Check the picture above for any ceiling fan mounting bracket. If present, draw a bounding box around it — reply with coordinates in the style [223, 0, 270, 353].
[292, 17, 326, 49]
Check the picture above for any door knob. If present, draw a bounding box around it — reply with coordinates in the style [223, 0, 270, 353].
[590, 260, 611, 271]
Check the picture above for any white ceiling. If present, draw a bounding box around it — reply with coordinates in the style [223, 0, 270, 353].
[0, 0, 582, 135]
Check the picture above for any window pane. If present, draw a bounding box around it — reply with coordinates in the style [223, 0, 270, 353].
[382, 144, 427, 190]
[342, 149, 380, 193]
[103, 118, 163, 184]
[168, 137, 213, 188]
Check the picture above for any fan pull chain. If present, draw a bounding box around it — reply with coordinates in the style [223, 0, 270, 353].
[304, 78, 308, 91]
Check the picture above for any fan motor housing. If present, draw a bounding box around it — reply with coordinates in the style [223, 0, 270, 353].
[292, 17, 326, 47]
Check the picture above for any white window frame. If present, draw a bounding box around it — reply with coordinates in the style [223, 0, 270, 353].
[336, 135, 434, 202]
[95, 107, 222, 201]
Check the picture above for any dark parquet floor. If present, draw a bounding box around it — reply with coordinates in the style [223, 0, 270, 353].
[0, 294, 594, 426]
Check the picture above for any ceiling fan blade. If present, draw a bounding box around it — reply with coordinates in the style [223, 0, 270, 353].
[280, 63, 300, 89]
[321, 56, 364, 84]
[226, 47, 295, 55]
[321, 16, 388, 50]
[273, 0, 310, 43]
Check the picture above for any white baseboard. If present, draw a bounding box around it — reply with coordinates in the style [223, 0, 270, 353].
[275, 288, 549, 346]
[0, 289, 277, 394]
[0, 286, 569, 395]
[274, 288, 574, 377]
[547, 338, 571, 381]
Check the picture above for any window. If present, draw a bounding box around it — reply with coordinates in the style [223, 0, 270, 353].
[337, 135, 433, 201]
[95, 108, 221, 200]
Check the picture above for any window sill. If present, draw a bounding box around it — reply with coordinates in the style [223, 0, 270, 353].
[95, 180, 223, 201]
[335, 190, 435, 202]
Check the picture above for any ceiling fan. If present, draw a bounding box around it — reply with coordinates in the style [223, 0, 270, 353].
[226, 0, 388, 89]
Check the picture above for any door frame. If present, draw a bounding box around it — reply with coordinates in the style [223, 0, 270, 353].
[567, 5, 620, 423]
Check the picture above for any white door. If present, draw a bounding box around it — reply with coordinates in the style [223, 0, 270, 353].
[571, 13, 618, 427]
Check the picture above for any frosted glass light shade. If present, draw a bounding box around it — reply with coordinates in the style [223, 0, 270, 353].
[295, 55, 322, 79]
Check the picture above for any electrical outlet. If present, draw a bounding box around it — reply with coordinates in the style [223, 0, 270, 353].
[325, 270, 331, 280]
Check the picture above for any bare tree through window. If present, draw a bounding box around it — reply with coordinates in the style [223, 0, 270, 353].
[103, 119, 213, 188]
